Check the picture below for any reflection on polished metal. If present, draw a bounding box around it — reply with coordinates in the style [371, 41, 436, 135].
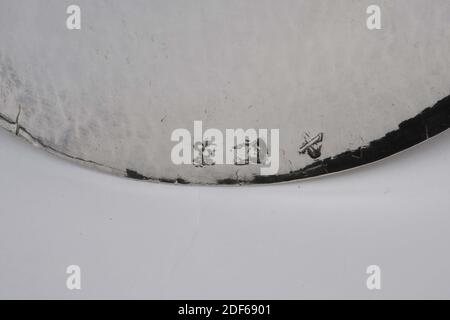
[1, 0, 449, 184]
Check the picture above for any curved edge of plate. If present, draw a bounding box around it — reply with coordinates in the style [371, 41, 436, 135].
[232, 94, 450, 185]
[1, 95, 450, 186]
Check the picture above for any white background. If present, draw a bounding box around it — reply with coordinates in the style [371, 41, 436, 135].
[0, 128, 449, 299]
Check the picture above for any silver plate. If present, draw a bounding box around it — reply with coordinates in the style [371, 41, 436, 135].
[1, 0, 449, 184]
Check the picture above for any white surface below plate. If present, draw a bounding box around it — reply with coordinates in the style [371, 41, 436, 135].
[0, 128, 449, 299]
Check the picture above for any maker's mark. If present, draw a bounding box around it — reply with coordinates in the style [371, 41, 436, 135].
[299, 132, 324, 159]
